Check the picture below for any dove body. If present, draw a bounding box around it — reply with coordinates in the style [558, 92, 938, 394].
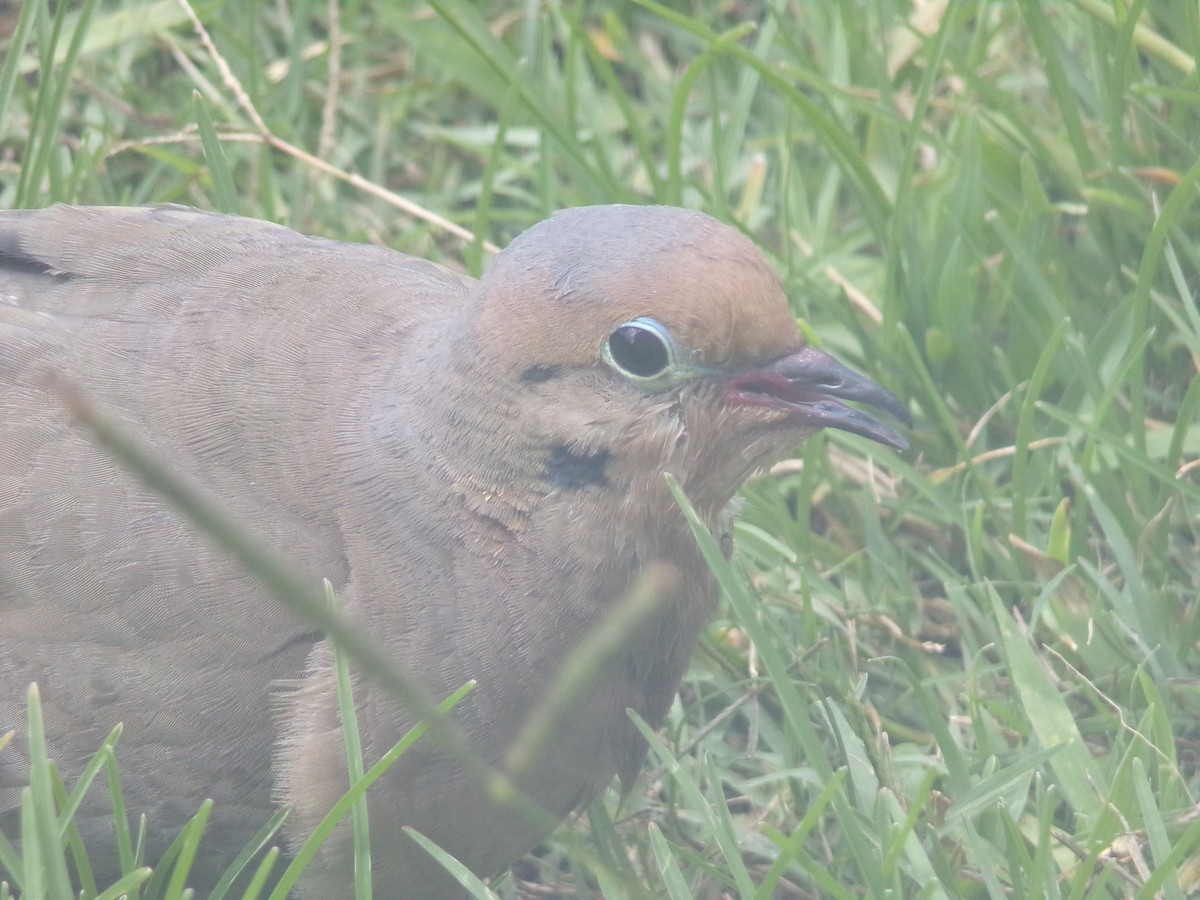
[0, 204, 905, 896]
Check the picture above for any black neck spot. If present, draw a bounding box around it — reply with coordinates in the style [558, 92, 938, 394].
[543, 444, 610, 490]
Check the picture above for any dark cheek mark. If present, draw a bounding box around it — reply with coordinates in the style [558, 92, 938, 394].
[520, 364, 561, 384]
[719, 529, 734, 560]
[543, 444, 611, 490]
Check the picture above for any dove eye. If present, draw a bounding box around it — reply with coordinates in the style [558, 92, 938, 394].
[603, 317, 675, 381]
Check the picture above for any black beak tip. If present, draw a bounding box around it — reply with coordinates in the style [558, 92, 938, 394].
[870, 389, 912, 448]
[882, 428, 910, 453]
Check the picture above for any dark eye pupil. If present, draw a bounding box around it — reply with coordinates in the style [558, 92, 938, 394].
[609, 324, 670, 377]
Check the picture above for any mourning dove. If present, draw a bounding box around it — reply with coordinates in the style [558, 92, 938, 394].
[0, 203, 907, 897]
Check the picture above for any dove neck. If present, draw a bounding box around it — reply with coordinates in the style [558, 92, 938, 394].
[395, 323, 749, 540]
[386, 341, 554, 530]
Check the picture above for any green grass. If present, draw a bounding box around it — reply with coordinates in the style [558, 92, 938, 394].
[2, 0, 1199, 897]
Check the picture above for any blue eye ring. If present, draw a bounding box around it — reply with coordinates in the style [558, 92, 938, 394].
[602, 316, 676, 381]
[601, 316, 715, 388]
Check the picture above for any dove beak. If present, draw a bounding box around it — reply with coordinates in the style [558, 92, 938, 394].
[723, 346, 911, 451]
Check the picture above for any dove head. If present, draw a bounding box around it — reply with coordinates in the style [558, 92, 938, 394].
[451, 205, 907, 517]
[469, 205, 801, 373]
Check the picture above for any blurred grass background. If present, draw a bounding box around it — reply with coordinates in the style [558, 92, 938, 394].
[2, 0, 1199, 897]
